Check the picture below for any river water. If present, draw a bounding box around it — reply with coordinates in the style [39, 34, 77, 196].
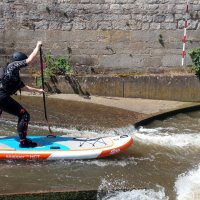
[0, 96, 200, 200]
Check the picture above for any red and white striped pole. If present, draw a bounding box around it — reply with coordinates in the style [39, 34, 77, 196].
[181, 0, 189, 66]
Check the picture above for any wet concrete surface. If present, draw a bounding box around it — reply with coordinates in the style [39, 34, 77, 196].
[2, 94, 147, 131]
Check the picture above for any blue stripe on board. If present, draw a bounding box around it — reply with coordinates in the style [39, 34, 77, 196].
[0, 136, 70, 151]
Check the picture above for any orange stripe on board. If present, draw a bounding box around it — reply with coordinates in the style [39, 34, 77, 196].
[97, 137, 133, 158]
[0, 153, 51, 160]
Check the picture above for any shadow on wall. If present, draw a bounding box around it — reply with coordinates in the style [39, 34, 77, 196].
[45, 75, 90, 99]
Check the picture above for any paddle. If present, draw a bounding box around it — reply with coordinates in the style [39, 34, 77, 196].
[39, 47, 55, 137]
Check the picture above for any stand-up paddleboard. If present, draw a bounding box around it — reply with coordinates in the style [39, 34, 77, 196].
[0, 135, 133, 160]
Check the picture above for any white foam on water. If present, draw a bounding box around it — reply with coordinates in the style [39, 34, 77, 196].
[97, 180, 168, 200]
[101, 189, 168, 200]
[175, 165, 200, 200]
[134, 127, 200, 148]
[138, 126, 177, 133]
[57, 154, 154, 168]
[98, 177, 127, 195]
[76, 157, 139, 167]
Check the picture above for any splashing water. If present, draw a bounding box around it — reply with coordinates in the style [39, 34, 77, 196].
[99, 189, 168, 200]
[135, 126, 200, 148]
[175, 164, 200, 200]
[97, 179, 168, 200]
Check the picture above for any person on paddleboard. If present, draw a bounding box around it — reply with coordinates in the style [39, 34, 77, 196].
[0, 41, 43, 148]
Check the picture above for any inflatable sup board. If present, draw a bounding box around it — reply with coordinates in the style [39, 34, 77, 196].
[0, 135, 133, 160]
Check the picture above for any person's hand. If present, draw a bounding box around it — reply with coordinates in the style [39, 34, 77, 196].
[37, 41, 42, 48]
[37, 88, 45, 94]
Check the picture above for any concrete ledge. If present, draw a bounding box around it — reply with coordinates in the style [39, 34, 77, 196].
[0, 190, 98, 200]
[23, 74, 200, 102]
[134, 103, 200, 128]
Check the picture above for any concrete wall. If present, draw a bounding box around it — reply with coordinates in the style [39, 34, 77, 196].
[24, 74, 200, 102]
[0, 0, 200, 72]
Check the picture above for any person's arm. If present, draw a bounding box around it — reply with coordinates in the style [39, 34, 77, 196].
[22, 85, 44, 94]
[26, 41, 42, 64]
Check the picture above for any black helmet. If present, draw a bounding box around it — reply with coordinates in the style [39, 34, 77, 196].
[11, 52, 28, 62]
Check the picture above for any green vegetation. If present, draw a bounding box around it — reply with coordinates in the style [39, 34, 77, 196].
[189, 47, 200, 77]
[44, 52, 73, 76]
[36, 52, 73, 87]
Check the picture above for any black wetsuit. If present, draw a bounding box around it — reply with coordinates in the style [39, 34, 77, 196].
[0, 60, 30, 141]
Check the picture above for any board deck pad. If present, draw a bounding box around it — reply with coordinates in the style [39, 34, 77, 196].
[0, 135, 133, 160]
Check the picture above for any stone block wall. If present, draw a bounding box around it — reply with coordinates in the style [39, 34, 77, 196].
[0, 0, 200, 72]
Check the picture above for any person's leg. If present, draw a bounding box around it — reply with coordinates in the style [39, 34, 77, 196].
[17, 107, 30, 140]
[0, 96, 37, 147]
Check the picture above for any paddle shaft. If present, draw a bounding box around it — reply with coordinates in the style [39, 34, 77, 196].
[39, 47, 54, 136]
[39, 48, 47, 120]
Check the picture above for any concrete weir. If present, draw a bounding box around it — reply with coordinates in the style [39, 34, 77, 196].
[24, 74, 200, 102]
[134, 103, 200, 128]
[0, 190, 98, 200]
